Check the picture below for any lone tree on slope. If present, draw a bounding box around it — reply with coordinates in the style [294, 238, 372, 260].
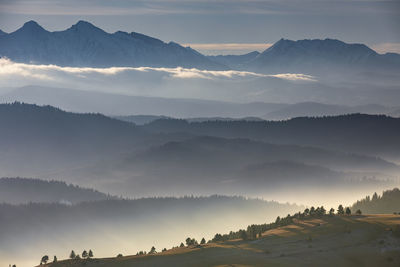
[69, 250, 76, 259]
[337, 205, 344, 215]
[40, 255, 49, 265]
[329, 208, 335, 216]
[345, 207, 351, 215]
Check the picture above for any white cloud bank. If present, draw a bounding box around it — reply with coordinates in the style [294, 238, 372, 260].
[0, 58, 315, 82]
[0, 58, 316, 102]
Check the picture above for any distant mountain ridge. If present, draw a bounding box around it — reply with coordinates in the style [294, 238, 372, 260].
[246, 38, 400, 73]
[1, 21, 399, 72]
[0, 20, 224, 69]
[0, 177, 112, 204]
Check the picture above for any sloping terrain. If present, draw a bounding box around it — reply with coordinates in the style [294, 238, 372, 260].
[0, 196, 300, 267]
[40, 215, 400, 267]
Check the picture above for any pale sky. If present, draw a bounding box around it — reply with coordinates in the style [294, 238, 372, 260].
[0, 0, 399, 55]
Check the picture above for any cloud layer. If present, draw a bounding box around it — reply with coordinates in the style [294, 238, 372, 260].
[0, 58, 315, 82]
[0, 58, 317, 102]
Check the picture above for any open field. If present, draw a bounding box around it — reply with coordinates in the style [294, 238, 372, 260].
[42, 214, 400, 267]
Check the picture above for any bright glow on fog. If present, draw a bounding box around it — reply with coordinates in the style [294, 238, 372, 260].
[0, 58, 316, 81]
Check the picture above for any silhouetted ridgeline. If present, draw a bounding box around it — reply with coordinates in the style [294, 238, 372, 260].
[141, 114, 400, 158]
[0, 103, 397, 198]
[0, 20, 224, 69]
[0, 177, 112, 204]
[351, 188, 400, 214]
[0, 102, 183, 178]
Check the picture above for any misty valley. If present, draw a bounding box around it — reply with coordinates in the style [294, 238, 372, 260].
[0, 17, 400, 267]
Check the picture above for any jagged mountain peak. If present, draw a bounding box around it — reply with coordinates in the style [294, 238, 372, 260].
[67, 20, 106, 34]
[16, 20, 47, 34]
[0, 20, 225, 69]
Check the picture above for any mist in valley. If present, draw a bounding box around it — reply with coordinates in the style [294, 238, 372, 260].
[0, 15, 399, 267]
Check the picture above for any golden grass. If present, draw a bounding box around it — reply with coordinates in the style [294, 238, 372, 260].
[43, 215, 400, 267]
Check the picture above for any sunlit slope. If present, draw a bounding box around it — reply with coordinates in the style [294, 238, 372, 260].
[45, 215, 400, 267]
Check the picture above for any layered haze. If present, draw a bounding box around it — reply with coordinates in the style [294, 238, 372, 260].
[0, 19, 400, 267]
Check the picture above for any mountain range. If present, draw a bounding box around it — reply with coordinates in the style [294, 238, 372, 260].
[0, 20, 223, 69]
[1, 21, 399, 73]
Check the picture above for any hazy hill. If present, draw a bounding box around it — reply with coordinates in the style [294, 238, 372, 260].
[115, 115, 264, 125]
[1, 85, 287, 118]
[0, 20, 224, 69]
[0, 177, 112, 204]
[352, 188, 400, 214]
[246, 38, 400, 74]
[78, 136, 398, 200]
[264, 102, 396, 120]
[0, 196, 300, 267]
[0, 102, 175, 178]
[142, 114, 400, 159]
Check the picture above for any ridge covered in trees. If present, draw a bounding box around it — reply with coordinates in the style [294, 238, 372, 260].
[352, 188, 400, 214]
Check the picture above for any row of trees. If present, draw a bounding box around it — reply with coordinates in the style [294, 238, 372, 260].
[39, 249, 94, 265]
[210, 205, 362, 243]
[69, 250, 93, 259]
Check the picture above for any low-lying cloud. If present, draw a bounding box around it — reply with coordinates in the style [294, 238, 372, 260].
[0, 58, 316, 82]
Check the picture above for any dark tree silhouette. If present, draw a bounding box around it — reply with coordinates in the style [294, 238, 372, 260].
[329, 208, 335, 216]
[149, 246, 156, 254]
[337, 205, 344, 215]
[88, 250, 93, 258]
[40, 255, 49, 265]
[180, 242, 185, 247]
[304, 208, 310, 216]
[356, 209, 362, 215]
[345, 207, 351, 215]
[53, 256, 57, 263]
[200, 238, 206, 244]
[240, 229, 248, 240]
[69, 250, 76, 259]
[82, 250, 88, 259]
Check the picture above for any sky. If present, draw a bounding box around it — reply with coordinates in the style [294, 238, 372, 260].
[0, 0, 399, 55]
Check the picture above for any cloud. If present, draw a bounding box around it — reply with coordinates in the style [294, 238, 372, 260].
[0, 58, 316, 82]
[1, 0, 398, 17]
[0, 58, 317, 103]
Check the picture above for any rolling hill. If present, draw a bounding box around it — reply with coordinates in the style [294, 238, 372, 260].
[0, 103, 397, 199]
[37, 214, 400, 267]
[352, 188, 400, 214]
[0, 177, 112, 204]
[142, 114, 400, 159]
[0, 195, 301, 267]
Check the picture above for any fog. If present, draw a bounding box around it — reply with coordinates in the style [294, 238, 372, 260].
[1, 58, 400, 106]
[0, 56, 399, 267]
[0, 196, 301, 267]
